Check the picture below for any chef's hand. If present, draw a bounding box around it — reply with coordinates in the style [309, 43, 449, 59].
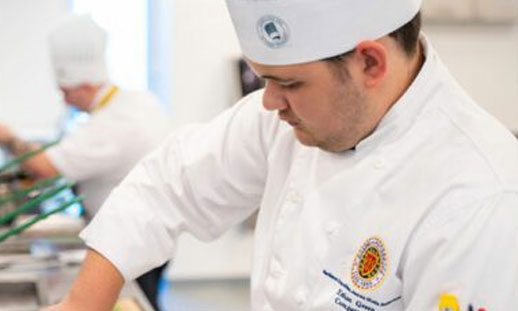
[40, 249, 124, 311]
[0, 124, 59, 176]
[0, 122, 38, 157]
[0, 122, 15, 145]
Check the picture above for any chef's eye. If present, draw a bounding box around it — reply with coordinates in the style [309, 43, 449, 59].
[281, 82, 302, 90]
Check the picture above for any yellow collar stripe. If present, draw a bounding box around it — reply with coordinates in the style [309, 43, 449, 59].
[92, 85, 119, 112]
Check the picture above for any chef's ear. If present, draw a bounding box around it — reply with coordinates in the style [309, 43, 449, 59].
[354, 40, 388, 88]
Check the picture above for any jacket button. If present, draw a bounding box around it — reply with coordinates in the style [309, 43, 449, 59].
[373, 157, 386, 170]
[262, 302, 274, 311]
[325, 222, 338, 236]
[294, 289, 308, 306]
[285, 189, 302, 204]
[270, 257, 285, 278]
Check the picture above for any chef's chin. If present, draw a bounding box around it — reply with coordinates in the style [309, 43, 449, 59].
[294, 127, 317, 147]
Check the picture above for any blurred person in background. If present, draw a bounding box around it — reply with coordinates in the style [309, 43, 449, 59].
[0, 15, 171, 311]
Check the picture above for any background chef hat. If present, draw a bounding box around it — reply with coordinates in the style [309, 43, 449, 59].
[225, 0, 423, 66]
[48, 14, 108, 88]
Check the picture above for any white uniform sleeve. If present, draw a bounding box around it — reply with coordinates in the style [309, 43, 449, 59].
[401, 190, 518, 310]
[47, 116, 123, 181]
[80, 91, 277, 281]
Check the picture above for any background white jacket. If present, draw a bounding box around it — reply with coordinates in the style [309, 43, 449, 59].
[82, 37, 518, 310]
[48, 88, 171, 216]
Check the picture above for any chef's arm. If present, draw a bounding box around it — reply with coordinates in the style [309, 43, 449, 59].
[0, 123, 59, 178]
[42, 248, 124, 311]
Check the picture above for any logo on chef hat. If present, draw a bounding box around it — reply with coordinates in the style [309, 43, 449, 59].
[351, 236, 388, 291]
[257, 15, 290, 48]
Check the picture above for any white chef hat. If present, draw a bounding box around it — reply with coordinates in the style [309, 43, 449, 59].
[48, 15, 109, 88]
[225, 0, 423, 66]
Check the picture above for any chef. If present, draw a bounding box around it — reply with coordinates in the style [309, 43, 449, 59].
[45, 1, 518, 310]
[0, 15, 171, 311]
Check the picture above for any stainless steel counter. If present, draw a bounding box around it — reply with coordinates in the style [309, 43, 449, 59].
[0, 238, 153, 311]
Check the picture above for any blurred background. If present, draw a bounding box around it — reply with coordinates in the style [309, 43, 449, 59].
[1, 0, 518, 310]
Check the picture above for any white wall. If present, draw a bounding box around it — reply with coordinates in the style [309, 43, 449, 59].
[425, 22, 518, 132]
[170, 0, 242, 128]
[0, 0, 68, 140]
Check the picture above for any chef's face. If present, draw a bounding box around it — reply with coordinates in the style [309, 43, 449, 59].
[60, 84, 96, 111]
[249, 58, 371, 153]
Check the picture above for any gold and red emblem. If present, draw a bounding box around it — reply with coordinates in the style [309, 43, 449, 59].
[351, 236, 388, 290]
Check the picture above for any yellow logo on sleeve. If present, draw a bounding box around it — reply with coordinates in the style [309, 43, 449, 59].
[438, 294, 460, 311]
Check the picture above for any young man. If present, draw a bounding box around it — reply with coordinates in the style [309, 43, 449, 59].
[45, 1, 518, 310]
[0, 15, 170, 311]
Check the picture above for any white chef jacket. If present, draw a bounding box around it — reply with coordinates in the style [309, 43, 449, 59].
[81, 36, 518, 310]
[47, 86, 171, 216]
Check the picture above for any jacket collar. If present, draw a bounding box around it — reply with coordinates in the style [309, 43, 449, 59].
[354, 33, 440, 155]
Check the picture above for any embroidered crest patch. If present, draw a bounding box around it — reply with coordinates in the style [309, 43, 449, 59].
[351, 236, 388, 290]
[257, 15, 290, 49]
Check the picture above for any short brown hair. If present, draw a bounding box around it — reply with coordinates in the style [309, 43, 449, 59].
[388, 12, 422, 56]
[325, 12, 422, 67]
